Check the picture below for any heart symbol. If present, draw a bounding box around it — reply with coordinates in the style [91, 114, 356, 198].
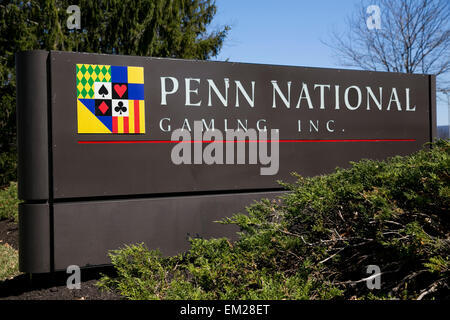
[114, 84, 127, 98]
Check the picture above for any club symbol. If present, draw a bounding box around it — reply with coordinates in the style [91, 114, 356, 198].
[98, 84, 109, 97]
[114, 101, 127, 115]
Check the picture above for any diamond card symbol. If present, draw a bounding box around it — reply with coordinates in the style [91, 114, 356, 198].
[98, 102, 109, 114]
[95, 99, 112, 116]
[76, 64, 145, 134]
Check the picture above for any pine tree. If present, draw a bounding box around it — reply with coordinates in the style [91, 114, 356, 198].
[0, 0, 229, 185]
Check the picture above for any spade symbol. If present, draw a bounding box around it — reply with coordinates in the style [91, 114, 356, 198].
[114, 101, 127, 115]
[98, 84, 109, 97]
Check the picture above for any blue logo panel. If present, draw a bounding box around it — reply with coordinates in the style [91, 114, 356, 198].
[128, 83, 145, 100]
[111, 66, 128, 83]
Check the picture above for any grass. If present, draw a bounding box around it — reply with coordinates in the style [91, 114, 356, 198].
[0, 181, 20, 281]
[0, 243, 19, 281]
[0, 181, 19, 222]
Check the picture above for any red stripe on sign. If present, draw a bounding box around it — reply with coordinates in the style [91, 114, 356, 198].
[78, 138, 416, 144]
[124, 117, 129, 134]
[112, 117, 118, 133]
[134, 100, 140, 133]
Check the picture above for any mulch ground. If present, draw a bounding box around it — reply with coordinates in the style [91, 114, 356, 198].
[0, 219, 123, 300]
[0, 219, 18, 250]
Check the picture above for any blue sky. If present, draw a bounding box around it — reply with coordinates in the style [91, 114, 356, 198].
[211, 0, 449, 126]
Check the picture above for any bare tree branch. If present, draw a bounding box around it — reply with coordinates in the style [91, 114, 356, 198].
[324, 0, 450, 77]
[416, 278, 445, 300]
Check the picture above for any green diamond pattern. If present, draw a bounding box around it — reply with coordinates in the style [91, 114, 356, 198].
[76, 64, 112, 99]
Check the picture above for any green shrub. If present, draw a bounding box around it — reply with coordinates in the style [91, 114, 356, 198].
[0, 181, 19, 222]
[0, 87, 17, 187]
[99, 140, 449, 300]
[0, 150, 17, 188]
